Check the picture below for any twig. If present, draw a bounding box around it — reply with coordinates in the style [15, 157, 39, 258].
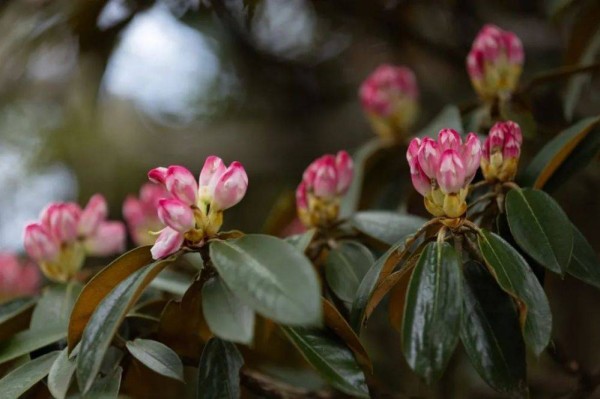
[522, 62, 600, 92]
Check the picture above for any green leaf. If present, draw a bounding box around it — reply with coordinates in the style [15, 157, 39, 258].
[197, 338, 243, 399]
[505, 188, 573, 274]
[85, 366, 122, 398]
[0, 297, 36, 326]
[567, 224, 600, 289]
[325, 241, 374, 305]
[281, 326, 369, 398]
[415, 105, 463, 137]
[340, 139, 384, 217]
[31, 282, 82, 331]
[210, 234, 321, 326]
[126, 339, 184, 382]
[0, 351, 59, 399]
[68, 246, 154, 351]
[76, 257, 173, 393]
[350, 240, 405, 332]
[48, 348, 76, 399]
[151, 269, 193, 297]
[202, 277, 255, 345]
[350, 211, 426, 246]
[520, 116, 600, 189]
[565, 31, 600, 120]
[0, 327, 65, 365]
[285, 229, 316, 253]
[460, 261, 526, 394]
[478, 230, 552, 355]
[402, 241, 462, 384]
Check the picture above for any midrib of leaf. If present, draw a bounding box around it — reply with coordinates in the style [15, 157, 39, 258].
[334, 250, 361, 285]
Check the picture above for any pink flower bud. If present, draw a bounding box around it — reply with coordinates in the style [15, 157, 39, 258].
[406, 138, 421, 173]
[410, 164, 431, 197]
[312, 157, 338, 199]
[438, 129, 461, 152]
[123, 196, 145, 228]
[489, 121, 522, 159]
[23, 223, 60, 262]
[84, 221, 126, 257]
[199, 156, 227, 193]
[335, 151, 353, 194]
[0, 253, 40, 296]
[463, 133, 482, 181]
[157, 199, 195, 233]
[46, 203, 81, 243]
[211, 162, 248, 211]
[359, 64, 418, 116]
[165, 166, 199, 206]
[79, 194, 108, 236]
[417, 137, 440, 179]
[123, 183, 170, 246]
[148, 167, 168, 185]
[436, 150, 466, 194]
[151, 227, 184, 259]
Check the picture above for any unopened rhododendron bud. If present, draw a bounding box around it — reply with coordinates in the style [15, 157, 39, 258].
[23, 195, 126, 282]
[0, 253, 40, 299]
[467, 24, 524, 101]
[297, 151, 353, 228]
[481, 121, 522, 182]
[123, 183, 171, 246]
[407, 129, 481, 218]
[360, 64, 419, 143]
[148, 156, 248, 259]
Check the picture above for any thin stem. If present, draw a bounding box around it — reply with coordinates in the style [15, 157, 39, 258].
[468, 192, 497, 209]
[522, 62, 600, 92]
[468, 180, 490, 193]
[502, 181, 520, 191]
[240, 368, 342, 399]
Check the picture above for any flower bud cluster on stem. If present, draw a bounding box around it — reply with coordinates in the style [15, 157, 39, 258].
[359, 64, 419, 143]
[148, 156, 248, 259]
[296, 151, 353, 229]
[23, 195, 126, 282]
[123, 183, 171, 246]
[467, 24, 524, 101]
[407, 129, 481, 219]
[481, 121, 523, 182]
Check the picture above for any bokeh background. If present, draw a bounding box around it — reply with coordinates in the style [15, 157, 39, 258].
[1, 0, 599, 397]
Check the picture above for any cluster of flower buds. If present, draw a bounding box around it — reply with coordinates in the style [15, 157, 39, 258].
[0, 253, 40, 299]
[23, 195, 126, 282]
[467, 24, 524, 101]
[407, 129, 481, 218]
[123, 183, 170, 246]
[296, 151, 353, 228]
[359, 64, 419, 143]
[148, 156, 248, 259]
[481, 121, 523, 182]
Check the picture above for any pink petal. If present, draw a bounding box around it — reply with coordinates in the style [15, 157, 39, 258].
[79, 194, 108, 236]
[199, 156, 227, 193]
[148, 167, 168, 185]
[157, 198, 195, 233]
[436, 149, 466, 194]
[211, 162, 248, 211]
[23, 223, 60, 262]
[84, 221, 126, 257]
[151, 227, 184, 260]
[165, 165, 199, 206]
[335, 151, 354, 194]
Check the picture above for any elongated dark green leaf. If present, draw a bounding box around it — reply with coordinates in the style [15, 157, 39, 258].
[0, 297, 36, 326]
[202, 277, 255, 345]
[48, 348, 76, 399]
[281, 326, 369, 398]
[31, 282, 82, 331]
[68, 246, 154, 351]
[505, 188, 573, 274]
[285, 229, 316, 253]
[77, 257, 173, 393]
[340, 139, 383, 217]
[402, 242, 462, 384]
[350, 211, 426, 246]
[460, 261, 526, 394]
[325, 241, 373, 305]
[0, 327, 65, 364]
[416, 105, 463, 137]
[126, 339, 184, 382]
[478, 230, 552, 355]
[350, 240, 405, 332]
[197, 338, 243, 399]
[520, 116, 600, 188]
[568, 224, 600, 289]
[565, 33, 600, 121]
[210, 234, 321, 326]
[0, 350, 59, 399]
[151, 269, 193, 296]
